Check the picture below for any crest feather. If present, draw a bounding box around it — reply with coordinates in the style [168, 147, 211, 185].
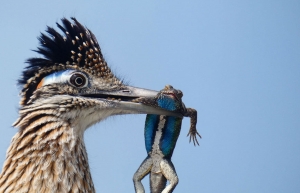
[19, 17, 114, 106]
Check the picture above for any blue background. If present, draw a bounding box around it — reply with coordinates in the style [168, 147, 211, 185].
[0, 1, 299, 192]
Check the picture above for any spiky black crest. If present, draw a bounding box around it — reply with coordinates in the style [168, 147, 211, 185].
[19, 17, 116, 105]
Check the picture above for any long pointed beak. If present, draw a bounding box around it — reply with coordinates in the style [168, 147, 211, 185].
[115, 101, 182, 117]
[123, 86, 158, 98]
[81, 86, 183, 117]
[116, 86, 183, 117]
[88, 86, 158, 98]
[118, 86, 183, 117]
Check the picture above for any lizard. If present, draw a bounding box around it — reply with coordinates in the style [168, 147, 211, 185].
[133, 85, 201, 193]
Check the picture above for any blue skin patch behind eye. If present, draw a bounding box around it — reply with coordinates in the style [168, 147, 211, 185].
[37, 70, 75, 89]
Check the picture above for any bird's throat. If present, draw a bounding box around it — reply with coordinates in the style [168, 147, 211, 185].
[0, 115, 95, 193]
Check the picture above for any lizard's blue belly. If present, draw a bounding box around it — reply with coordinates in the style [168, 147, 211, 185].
[144, 115, 182, 158]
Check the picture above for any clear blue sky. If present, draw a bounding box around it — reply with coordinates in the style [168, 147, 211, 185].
[0, 1, 299, 192]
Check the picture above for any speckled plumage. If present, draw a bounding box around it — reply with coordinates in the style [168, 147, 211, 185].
[19, 18, 121, 106]
[0, 18, 181, 193]
[0, 97, 98, 192]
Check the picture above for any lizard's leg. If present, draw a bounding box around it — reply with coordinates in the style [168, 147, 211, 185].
[160, 159, 179, 193]
[185, 108, 201, 146]
[133, 157, 153, 193]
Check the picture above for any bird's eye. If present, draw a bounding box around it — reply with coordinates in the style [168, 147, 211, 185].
[69, 73, 88, 87]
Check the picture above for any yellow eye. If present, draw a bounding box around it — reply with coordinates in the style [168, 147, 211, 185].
[69, 73, 87, 87]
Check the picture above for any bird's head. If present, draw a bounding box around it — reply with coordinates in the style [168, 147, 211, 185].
[16, 18, 181, 133]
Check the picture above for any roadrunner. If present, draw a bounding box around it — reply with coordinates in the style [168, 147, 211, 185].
[133, 85, 201, 193]
[0, 18, 181, 193]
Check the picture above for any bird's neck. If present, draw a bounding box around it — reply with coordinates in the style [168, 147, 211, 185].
[0, 111, 95, 193]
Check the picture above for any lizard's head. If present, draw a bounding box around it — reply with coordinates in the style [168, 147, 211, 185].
[159, 85, 201, 146]
[156, 85, 186, 112]
[133, 84, 186, 116]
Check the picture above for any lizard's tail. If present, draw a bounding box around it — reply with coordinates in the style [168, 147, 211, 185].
[150, 172, 167, 193]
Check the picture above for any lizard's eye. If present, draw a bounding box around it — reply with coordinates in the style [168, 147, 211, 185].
[69, 73, 88, 88]
[177, 90, 183, 98]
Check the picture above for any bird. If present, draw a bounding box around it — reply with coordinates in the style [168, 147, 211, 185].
[0, 17, 181, 193]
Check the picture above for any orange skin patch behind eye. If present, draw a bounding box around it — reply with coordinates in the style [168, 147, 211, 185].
[36, 78, 44, 89]
[35, 70, 78, 90]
